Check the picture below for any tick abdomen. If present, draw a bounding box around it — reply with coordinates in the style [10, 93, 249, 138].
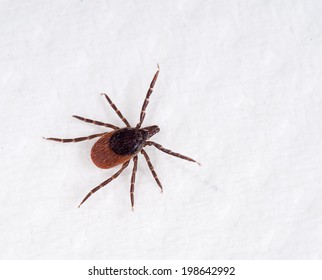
[91, 130, 134, 169]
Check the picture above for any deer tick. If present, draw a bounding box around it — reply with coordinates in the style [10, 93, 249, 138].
[44, 66, 200, 209]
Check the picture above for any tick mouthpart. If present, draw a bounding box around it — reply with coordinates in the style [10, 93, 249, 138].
[143, 125, 160, 139]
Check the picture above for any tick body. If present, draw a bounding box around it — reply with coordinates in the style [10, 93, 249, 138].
[91, 126, 159, 169]
[45, 66, 200, 209]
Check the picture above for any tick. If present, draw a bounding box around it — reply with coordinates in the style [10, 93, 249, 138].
[44, 66, 200, 209]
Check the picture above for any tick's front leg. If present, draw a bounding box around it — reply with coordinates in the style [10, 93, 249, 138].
[144, 141, 200, 165]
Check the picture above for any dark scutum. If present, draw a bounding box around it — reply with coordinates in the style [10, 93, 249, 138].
[109, 128, 148, 155]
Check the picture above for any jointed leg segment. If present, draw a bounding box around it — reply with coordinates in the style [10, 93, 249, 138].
[44, 132, 106, 143]
[73, 115, 119, 130]
[78, 161, 130, 207]
[101, 93, 131, 127]
[145, 141, 200, 165]
[141, 149, 163, 192]
[130, 156, 138, 209]
[136, 65, 160, 128]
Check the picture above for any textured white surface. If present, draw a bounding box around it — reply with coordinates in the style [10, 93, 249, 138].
[1, 0, 322, 259]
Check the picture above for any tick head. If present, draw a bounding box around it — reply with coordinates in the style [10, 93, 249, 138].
[142, 125, 160, 140]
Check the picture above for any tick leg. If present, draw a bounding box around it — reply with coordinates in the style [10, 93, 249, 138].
[43, 133, 106, 143]
[130, 155, 138, 210]
[141, 149, 163, 192]
[136, 65, 160, 128]
[73, 115, 119, 130]
[101, 93, 131, 127]
[78, 161, 130, 208]
[145, 141, 201, 165]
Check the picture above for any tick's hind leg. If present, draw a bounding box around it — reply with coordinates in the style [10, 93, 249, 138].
[130, 156, 138, 210]
[101, 93, 131, 127]
[73, 115, 119, 130]
[78, 161, 130, 207]
[141, 149, 163, 192]
[43, 132, 106, 143]
[145, 141, 200, 165]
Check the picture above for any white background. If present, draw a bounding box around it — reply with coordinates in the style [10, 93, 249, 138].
[1, 0, 322, 259]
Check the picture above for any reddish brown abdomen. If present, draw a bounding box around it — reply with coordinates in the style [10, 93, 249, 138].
[91, 131, 135, 169]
